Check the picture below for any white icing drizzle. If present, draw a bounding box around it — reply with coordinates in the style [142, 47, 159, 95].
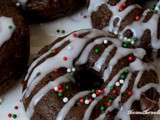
[155, 1, 160, 14]
[24, 29, 160, 120]
[0, 16, 16, 47]
[88, 0, 160, 54]
[56, 91, 90, 120]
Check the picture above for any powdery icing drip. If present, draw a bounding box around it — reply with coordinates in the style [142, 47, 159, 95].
[0, 16, 16, 47]
[88, 0, 160, 54]
[23, 29, 160, 120]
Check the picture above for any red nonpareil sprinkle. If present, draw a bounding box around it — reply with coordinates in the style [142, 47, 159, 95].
[52, 49, 57, 54]
[96, 90, 100, 95]
[100, 90, 104, 94]
[136, 16, 140, 20]
[63, 56, 68, 61]
[107, 102, 111, 106]
[128, 55, 134, 61]
[72, 33, 77, 37]
[127, 91, 132, 95]
[14, 106, 19, 110]
[80, 98, 84, 103]
[122, 3, 126, 7]
[54, 68, 58, 73]
[89, 98, 93, 103]
[58, 84, 62, 89]
[112, 90, 117, 94]
[83, 15, 87, 19]
[58, 89, 64, 93]
[8, 113, 12, 118]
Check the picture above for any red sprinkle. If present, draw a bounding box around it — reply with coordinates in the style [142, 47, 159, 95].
[8, 113, 12, 118]
[96, 90, 100, 95]
[112, 90, 117, 94]
[58, 84, 62, 89]
[128, 55, 134, 61]
[83, 15, 87, 19]
[52, 49, 57, 54]
[14, 106, 19, 110]
[127, 91, 132, 95]
[89, 98, 93, 103]
[58, 89, 64, 93]
[54, 68, 58, 73]
[63, 56, 68, 61]
[107, 102, 111, 106]
[72, 33, 78, 37]
[100, 90, 105, 94]
[136, 16, 140, 20]
[80, 98, 84, 103]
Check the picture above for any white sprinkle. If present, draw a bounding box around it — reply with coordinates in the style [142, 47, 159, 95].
[16, 2, 20, 7]
[103, 40, 108, 44]
[127, 39, 131, 42]
[124, 37, 128, 41]
[85, 99, 90, 104]
[131, 41, 135, 45]
[67, 46, 72, 50]
[114, 31, 118, 35]
[119, 36, 123, 40]
[54, 86, 58, 91]
[155, 7, 159, 11]
[63, 97, 68, 103]
[72, 68, 76, 72]
[67, 68, 71, 73]
[92, 93, 96, 98]
[115, 82, 120, 86]
[120, 79, 124, 84]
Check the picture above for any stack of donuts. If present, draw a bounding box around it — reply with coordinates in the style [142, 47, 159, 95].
[1, 0, 160, 120]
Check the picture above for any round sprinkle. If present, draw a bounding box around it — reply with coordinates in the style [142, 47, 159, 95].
[89, 98, 93, 103]
[8, 25, 13, 29]
[119, 36, 123, 40]
[72, 68, 76, 72]
[135, 16, 140, 20]
[127, 91, 132, 95]
[65, 85, 70, 90]
[128, 55, 134, 61]
[52, 49, 57, 54]
[120, 74, 126, 80]
[112, 90, 117, 94]
[57, 29, 60, 33]
[91, 89, 95, 93]
[54, 86, 58, 91]
[95, 49, 100, 53]
[58, 92, 63, 97]
[67, 46, 72, 50]
[120, 79, 124, 84]
[122, 43, 127, 48]
[103, 40, 108, 44]
[16, 2, 20, 7]
[131, 41, 135, 45]
[54, 68, 58, 73]
[63, 97, 68, 103]
[67, 68, 71, 73]
[110, 86, 114, 90]
[72, 33, 77, 37]
[85, 99, 90, 104]
[100, 106, 105, 111]
[8, 113, 12, 118]
[58, 84, 62, 89]
[80, 98, 84, 103]
[133, 37, 137, 42]
[13, 114, 17, 119]
[70, 73, 74, 77]
[63, 56, 68, 61]
[83, 15, 87, 19]
[115, 82, 120, 86]
[62, 30, 65, 34]
[14, 106, 19, 110]
[92, 93, 96, 98]
[124, 69, 129, 74]
[114, 34, 118, 38]
[107, 102, 111, 106]
[108, 99, 113, 103]
[124, 37, 128, 41]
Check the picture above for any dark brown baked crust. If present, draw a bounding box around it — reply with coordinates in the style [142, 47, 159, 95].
[88, 0, 160, 58]
[22, 29, 159, 120]
[17, 0, 86, 22]
[0, 0, 30, 94]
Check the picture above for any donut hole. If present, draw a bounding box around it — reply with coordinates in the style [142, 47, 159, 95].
[75, 65, 104, 91]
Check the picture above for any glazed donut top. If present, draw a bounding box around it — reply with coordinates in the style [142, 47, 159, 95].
[23, 29, 160, 120]
[88, 0, 160, 51]
[0, 16, 16, 47]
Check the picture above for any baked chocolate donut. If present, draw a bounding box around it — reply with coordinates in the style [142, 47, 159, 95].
[87, 0, 160, 58]
[0, 0, 30, 94]
[14, 0, 86, 22]
[22, 29, 160, 120]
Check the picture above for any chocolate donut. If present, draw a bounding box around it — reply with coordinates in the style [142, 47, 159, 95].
[87, 0, 160, 58]
[0, 0, 30, 94]
[22, 29, 160, 120]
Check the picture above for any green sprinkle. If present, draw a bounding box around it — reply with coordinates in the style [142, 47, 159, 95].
[133, 37, 137, 42]
[124, 69, 129, 74]
[100, 106, 105, 111]
[12, 114, 17, 119]
[91, 89, 95, 93]
[58, 92, 63, 97]
[150, 8, 153, 11]
[122, 43, 127, 48]
[85, 97, 89, 100]
[110, 86, 114, 90]
[126, 41, 131, 45]
[70, 73, 74, 77]
[62, 30, 65, 34]
[49, 49, 52, 54]
[154, 10, 158, 14]
[108, 99, 113, 103]
[120, 74, 126, 80]
[114, 34, 118, 38]
[65, 85, 70, 90]
[158, 5, 160, 8]
[57, 29, 60, 33]
[95, 49, 100, 53]
[8, 25, 12, 29]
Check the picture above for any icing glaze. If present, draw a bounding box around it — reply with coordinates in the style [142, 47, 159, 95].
[0, 16, 16, 47]
[23, 29, 160, 120]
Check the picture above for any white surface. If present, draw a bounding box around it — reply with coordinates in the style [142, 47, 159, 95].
[0, 2, 160, 120]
